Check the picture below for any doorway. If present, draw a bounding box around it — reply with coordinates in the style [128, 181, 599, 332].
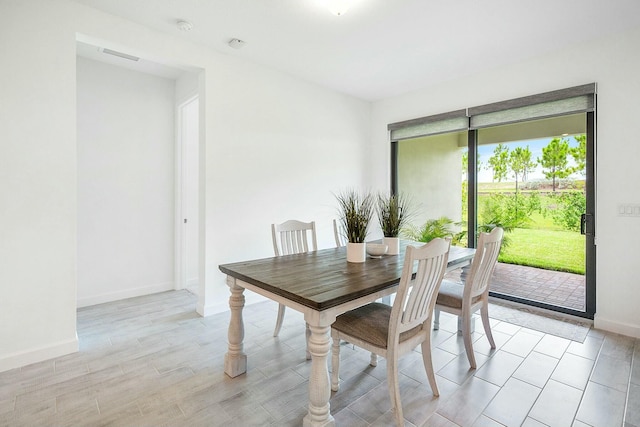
[474, 113, 595, 318]
[176, 95, 200, 295]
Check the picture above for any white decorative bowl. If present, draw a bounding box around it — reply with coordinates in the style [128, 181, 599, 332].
[366, 243, 388, 258]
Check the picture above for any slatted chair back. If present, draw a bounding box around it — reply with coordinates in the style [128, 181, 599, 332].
[464, 227, 504, 301]
[390, 238, 450, 341]
[271, 220, 317, 256]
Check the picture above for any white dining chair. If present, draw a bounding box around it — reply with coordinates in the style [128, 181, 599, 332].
[331, 238, 451, 427]
[333, 218, 346, 247]
[433, 226, 504, 369]
[271, 220, 317, 358]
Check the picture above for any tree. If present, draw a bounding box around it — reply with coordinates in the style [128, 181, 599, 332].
[539, 138, 572, 191]
[521, 146, 537, 182]
[570, 134, 586, 176]
[487, 143, 509, 182]
[508, 146, 533, 192]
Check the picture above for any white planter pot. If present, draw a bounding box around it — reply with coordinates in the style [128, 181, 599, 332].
[346, 242, 366, 263]
[384, 237, 400, 255]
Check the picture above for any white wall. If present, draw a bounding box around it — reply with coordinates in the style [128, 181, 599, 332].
[76, 57, 176, 307]
[371, 25, 640, 338]
[0, 0, 371, 371]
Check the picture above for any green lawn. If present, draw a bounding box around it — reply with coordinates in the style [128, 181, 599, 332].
[498, 228, 585, 274]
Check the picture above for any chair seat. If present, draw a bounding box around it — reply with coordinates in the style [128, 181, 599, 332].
[332, 302, 424, 348]
[436, 280, 481, 309]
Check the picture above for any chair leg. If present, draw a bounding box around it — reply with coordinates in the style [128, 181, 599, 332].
[387, 356, 404, 427]
[306, 323, 311, 360]
[461, 312, 477, 369]
[370, 352, 377, 367]
[421, 332, 439, 397]
[331, 336, 340, 392]
[273, 303, 285, 337]
[481, 303, 496, 349]
[433, 306, 440, 330]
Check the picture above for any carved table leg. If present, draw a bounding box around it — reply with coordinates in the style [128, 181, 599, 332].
[303, 322, 335, 427]
[224, 277, 247, 377]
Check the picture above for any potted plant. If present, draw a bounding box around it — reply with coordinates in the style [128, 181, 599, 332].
[376, 192, 413, 255]
[336, 189, 374, 263]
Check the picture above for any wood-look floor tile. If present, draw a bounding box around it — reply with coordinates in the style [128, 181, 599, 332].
[512, 350, 559, 388]
[333, 407, 369, 427]
[534, 334, 570, 359]
[473, 330, 512, 356]
[501, 330, 542, 358]
[590, 353, 632, 392]
[528, 379, 582, 427]
[566, 335, 603, 360]
[473, 414, 507, 427]
[474, 350, 524, 387]
[482, 378, 541, 427]
[419, 412, 460, 427]
[521, 417, 547, 427]
[401, 378, 460, 426]
[575, 381, 626, 427]
[599, 333, 635, 360]
[345, 373, 423, 424]
[1, 290, 637, 427]
[491, 321, 521, 336]
[550, 353, 594, 391]
[626, 383, 640, 427]
[436, 377, 500, 426]
[633, 340, 640, 385]
[437, 352, 489, 385]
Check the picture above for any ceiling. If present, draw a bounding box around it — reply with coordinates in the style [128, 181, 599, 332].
[71, 0, 640, 101]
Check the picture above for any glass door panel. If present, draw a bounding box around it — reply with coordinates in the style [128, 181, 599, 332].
[396, 131, 467, 246]
[476, 114, 591, 316]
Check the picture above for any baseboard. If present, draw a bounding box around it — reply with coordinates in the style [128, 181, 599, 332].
[594, 314, 640, 338]
[77, 281, 174, 308]
[0, 336, 78, 373]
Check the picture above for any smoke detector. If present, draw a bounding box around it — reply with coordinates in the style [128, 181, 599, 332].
[176, 20, 194, 31]
[228, 38, 246, 49]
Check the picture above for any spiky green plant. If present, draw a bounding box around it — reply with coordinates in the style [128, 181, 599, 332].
[376, 193, 414, 237]
[335, 189, 374, 243]
[404, 216, 465, 245]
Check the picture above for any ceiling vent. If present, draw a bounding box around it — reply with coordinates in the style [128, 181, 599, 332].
[100, 48, 140, 62]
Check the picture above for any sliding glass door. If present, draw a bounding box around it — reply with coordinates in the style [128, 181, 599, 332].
[475, 113, 595, 317]
[390, 85, 596, 319]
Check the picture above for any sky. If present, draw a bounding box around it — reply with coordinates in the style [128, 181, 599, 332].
[476, 136, 583, 183]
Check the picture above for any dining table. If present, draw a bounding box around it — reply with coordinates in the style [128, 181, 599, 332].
[218, 240, 475, 426]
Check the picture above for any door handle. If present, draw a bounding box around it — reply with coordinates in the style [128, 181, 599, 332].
[581, 213, 594, 236]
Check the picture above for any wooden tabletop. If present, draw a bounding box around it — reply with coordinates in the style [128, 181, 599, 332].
[219, 241, 475, 311]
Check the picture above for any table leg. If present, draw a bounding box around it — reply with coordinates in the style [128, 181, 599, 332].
[224, 277, 247, 377]
[303, 322, 335, 427]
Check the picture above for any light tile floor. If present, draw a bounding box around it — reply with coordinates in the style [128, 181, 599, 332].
[0, 290, 638, 427]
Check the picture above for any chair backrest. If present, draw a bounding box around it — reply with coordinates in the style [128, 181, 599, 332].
[389, 238, 450, 340]
[465, 227, 504, 300]
[271, 220, 318, 256]
[333, 219, 346, 248]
